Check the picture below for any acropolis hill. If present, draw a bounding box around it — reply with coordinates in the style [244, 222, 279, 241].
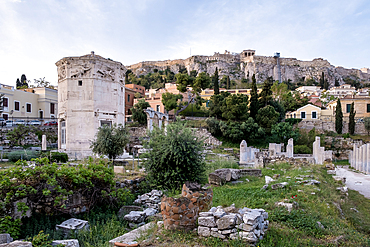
[127, 50, 370, 86]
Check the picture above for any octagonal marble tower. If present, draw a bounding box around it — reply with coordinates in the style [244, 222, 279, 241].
[56, 52, 127, 159]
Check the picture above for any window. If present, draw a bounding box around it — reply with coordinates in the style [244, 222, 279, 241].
[301, 112, 306, 119]
[294, 113, 296, 118]
[78, 80, 82, 86]
[14, 101, 20, 111]
[100, 120, 112, 127]
[2, 114, 8, 120]
[156, 105, 160, 112]
[50, 103, 55, 114]
[61, 121, 66, 147]
[26, 103, 31, 113]
[127, 94, 130, 102]
[3, 98, 8, 107]
[206, 100, 210, 107]
[312, 111, 317, 119]
[367, 104, 370, 113]
[346, 104, 351, 113]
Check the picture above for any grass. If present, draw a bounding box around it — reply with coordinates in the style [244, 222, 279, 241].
[137, 162, 370, 246]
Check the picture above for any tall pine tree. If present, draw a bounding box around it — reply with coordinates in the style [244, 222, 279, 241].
[335, 98, 343, 134]
[226, 76, 230, 89]
[213, 68, 219, 95]
[249, 74, 259, 119]
[348, 102, 356, 135]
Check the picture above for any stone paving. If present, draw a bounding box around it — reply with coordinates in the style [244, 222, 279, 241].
[336, 167, 370, 199]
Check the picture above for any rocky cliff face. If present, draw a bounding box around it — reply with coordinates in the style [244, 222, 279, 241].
[126, 52, 370, 86]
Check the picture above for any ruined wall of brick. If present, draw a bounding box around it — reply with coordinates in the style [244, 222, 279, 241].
[194, 128, 222, 147]
[161, 183, 213, 230]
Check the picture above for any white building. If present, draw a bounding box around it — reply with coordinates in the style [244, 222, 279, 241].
[56, 52, 127, 158]
[295, 86, 322, 97]
[326, 84, 356, 98]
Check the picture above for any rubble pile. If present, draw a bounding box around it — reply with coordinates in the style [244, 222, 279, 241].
[197, 204, 269, 244]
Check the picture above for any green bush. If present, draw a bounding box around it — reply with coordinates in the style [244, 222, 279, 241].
[294, 145, 311, 154]
[30, 231, 53, 247]
[50, 152, 68, 163]
[285, 118, 302, 125]
[8, 150, 39, 162]
[143, 121, 206, 190]
[342, 133, 350, 138]
[0, 216, 21, 239]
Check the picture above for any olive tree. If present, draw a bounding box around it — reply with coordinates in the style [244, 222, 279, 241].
[143, 121, 205, 190]
[90, 124, 130, 164]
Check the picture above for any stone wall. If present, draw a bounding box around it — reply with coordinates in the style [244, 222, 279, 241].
[160, 182, 213, 230]
[193, 128, 222, 147]
[298, 120, 367, 135]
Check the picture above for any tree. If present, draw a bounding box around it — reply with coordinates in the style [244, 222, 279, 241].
[335, 78, 340, 87]
[220, 94, 249, 121]
[16, 78, 22, 88]
[175, 72, 211, 116]
[213, 68, 219, 95]
[32, 77, 54, 89]
[249, 74, 259, 119]
[335, 98, 343, 134]
[271, 81, 288, 101]
[161, 92, 183, 112]
[226, 76, 230, 90]
[348, 102, 356, 135]
[91, 124, 130, 163]
[131, 99, 150, 125]
[259, 77, 273, 108]
[143, 121, 205, 190]
[7, 125, 31, 146]
[319, 72, 325, 89]
[209, 91, 230, 119]
[256, 105, 279, 134]
[271, 122, 299, 144]
[364, 117, 370, 135]
[20, 74, 29, 88]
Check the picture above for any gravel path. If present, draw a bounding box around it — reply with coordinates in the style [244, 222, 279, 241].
[336, 167, 370, 199]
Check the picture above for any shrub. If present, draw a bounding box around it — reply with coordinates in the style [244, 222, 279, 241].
[294, 145, 311, 154]
[143, 121, 206, 190]
[285, 118, 302, 125]
[342, 133, 350, 139]
[30, 231, 53, 247]
[8, 150, 39, 162]
[0, 216, 21, 239]
[50, 152, 68, 163]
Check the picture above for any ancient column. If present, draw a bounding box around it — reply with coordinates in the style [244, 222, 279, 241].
[357, 146, 364, 171]
[42, 135, 47, 151]
[286, 138, 294, 158]
[269, 143, 276, 157]
[313, 136, 320, 164]
[362, 144, 367, 173]
[352, 144, 356, 168]
[367, 144, 370, 174]
[239, 140, 248, 165]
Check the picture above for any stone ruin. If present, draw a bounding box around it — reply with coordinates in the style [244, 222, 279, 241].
[208, 168, 262, 185]
[349, 143, 370, 174]
[56, 218, 89, 236]
[239, 140, 259, 166]
[161, 182, 213, 230]
[268, 138, 294, 158]
[144, 108, 169, 132]
[197, 204, 269, 243]
[313, 136, 333, 165]
[249, 137, 332, 166]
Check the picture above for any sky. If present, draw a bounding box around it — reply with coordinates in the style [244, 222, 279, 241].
[0, 0, 369, 87]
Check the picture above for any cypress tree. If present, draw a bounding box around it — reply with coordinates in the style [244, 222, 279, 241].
[335, 98, 343, 134]
[323, 78, 329, 90]
[319, 72, 324, 89]
[16, 78, 22, 88]
[226, 76, 230, 90]
[349, 102, 356, 135]
[213, 68, 219, 95]
[249, 74, 259, 119]
[259, 77, 273, 107]
[335, 78, 340, 87]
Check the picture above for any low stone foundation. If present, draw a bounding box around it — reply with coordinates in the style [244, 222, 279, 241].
[161, 182, 213, 230]
[208, 169, 262, 185]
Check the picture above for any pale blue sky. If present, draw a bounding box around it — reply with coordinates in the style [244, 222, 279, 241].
[0, 0, 369, 86]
